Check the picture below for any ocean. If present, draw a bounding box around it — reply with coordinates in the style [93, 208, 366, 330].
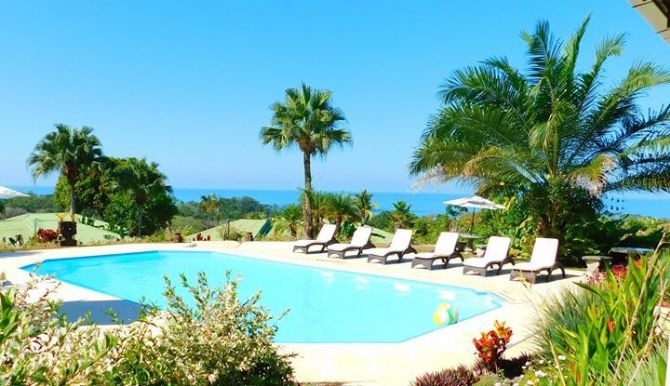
[9, 185, 670, 219]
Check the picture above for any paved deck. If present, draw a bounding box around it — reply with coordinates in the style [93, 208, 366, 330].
[0, 241, 583, 385]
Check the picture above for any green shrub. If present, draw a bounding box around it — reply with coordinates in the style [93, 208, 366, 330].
[0, 273, 296, 385]
[531, 236, 670, 384]
[411, 365, 479, 386]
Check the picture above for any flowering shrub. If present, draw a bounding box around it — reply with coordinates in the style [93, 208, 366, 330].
[472, 320, 513, 371]
[0, 273, 296, 385]
[36, 228, 60, 243]
[410, 365, 479, 386]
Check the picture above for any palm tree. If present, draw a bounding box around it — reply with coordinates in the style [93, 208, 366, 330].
[325, 194, 356, 233]
[199, 193, 222, 225]
[353, 190, 377, 225]
[410, 17, 670, 237]
[391, 201, 414, 229]
[118, 158, 172, 236]
[272, 204, 303, 238]
[261, 83, 352, 238]
[28, 124, 103, 217]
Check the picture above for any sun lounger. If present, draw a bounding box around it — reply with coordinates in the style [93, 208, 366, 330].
[292, 224, 337, 253]
[411, 232, 463, 270]
[509, 238, 565, 283]
[366, 229, 416, 264]
[327, 226, 374, 259]
[462, 236, 513, 276]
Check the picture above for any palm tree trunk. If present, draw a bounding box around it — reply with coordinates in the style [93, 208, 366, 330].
[137, 210, 143, 237]
[302, 152, 314, 239]
[69, 182, 77, 218]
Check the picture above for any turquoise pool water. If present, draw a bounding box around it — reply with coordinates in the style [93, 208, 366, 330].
[23, 251, 502, 343]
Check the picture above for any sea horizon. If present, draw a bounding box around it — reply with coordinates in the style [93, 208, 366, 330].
[8, 185, 670, 219]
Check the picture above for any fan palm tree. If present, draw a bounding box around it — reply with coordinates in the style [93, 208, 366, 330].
[272, 204, 303, 238]
[353, 190, 377, 225]
[325, 194, 357, 233]
[28, 124, 103, 217]
[410, 17, 670, 237]
[117, 158, 172, 236]
[391, 201, 414, 229]
[261, 83, 352, 238]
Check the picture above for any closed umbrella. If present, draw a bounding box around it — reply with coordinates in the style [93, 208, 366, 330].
[443, 195, 504, 233]
[0, 186, 29, 199]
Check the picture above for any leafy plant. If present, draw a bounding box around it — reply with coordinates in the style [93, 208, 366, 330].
[473, 320, 513, 372]
[532, 235, 670, 384]
[0, 273, 296, 385]
[36, 228, 60, 243]
[411, 365, 479, 386]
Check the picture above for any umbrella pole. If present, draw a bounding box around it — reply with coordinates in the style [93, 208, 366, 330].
[469, 210, 475, 233]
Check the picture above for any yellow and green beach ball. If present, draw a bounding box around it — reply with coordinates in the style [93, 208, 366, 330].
[433, 303, 459, 326]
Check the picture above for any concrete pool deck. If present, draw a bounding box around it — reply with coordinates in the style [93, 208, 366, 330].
[0, 241, 583, 385]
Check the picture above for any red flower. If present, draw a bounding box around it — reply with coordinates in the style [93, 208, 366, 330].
[607, 319, 615, 333]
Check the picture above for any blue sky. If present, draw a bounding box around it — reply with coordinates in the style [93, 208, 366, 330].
[1, 1, 669, 193]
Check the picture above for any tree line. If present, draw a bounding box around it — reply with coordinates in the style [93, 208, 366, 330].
[28, 124, 176, 237]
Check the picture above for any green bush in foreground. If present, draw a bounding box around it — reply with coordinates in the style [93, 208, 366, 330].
[0, 273, 296, 385]
[529, 238, 669, 384]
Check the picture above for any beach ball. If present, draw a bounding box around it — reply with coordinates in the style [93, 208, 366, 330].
[433, 303, 459, 326]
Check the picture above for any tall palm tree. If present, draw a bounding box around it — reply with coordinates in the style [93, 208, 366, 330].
[391, 201, 414, 229]
[325, 193, 356, 233]
[261, 83, 352, 238]
[410, 17, 670, 237]
[28, 124, 103, 217]
[353, 190, 377, 225]
[118, 158, 172, 236]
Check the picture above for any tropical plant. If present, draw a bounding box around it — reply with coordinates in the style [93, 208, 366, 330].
[199, 193, 222, 225]
[411, 365, 479, 386]
[0, 273, 296, 385]
[353, 190, 377, 224]
[410, 17, 670, 241]
[391, 200, 414, 229]
[473, 320, 513, 372]
[28, 124, 103, 216]
[532, 235, 670, 384]
[261, 83, 352, 238]
[114, 158, 176, 236]
[325, 193, 356, 233]
[272, 204, 303, 238]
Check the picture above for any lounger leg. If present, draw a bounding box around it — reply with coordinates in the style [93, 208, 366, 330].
[546, 269, 552, 282]
[560, 266, 566, 278]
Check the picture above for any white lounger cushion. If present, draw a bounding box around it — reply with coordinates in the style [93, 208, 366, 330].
[329, 227, 372, 251]
[367, 229, 412, 256]
[414, 232, 459, 259]
[294, 224, 337, 246]
[514, 238, 559, 271]
[463, 236, 511, 267]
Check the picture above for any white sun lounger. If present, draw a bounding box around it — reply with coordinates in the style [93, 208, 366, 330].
[411, 232, 463, 270]
[509, 238, 565, 283]
[462, 236, 513, 276]
[292, 224, 337, 253]
[366, 229, 416, 264]
[327, 226, 374, 259]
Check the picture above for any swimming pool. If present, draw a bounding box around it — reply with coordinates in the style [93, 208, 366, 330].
[23, 250, 503, 343]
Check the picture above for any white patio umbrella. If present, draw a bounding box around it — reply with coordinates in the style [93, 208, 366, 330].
[0, 185, 29, 199]
[443, 195, 504, 232]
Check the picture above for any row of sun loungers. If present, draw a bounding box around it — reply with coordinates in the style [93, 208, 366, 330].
[293, 225, 565, 283]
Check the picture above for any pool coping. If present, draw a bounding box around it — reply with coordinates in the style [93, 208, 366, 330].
[0, 241, 582, 385]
